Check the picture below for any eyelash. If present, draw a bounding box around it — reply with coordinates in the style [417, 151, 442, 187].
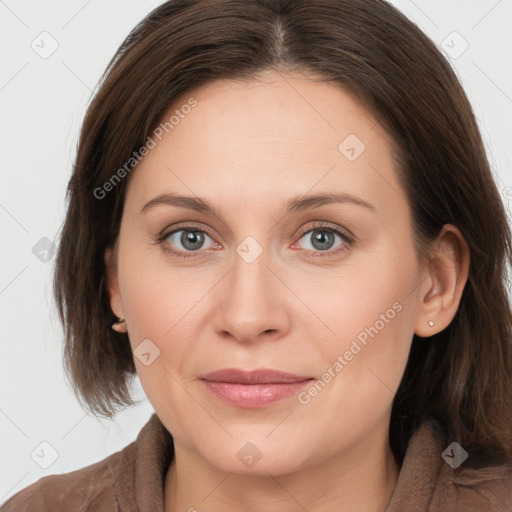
[157, 221, 354, 259]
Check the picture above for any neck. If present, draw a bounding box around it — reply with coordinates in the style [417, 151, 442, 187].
[164, 423, 400, 512]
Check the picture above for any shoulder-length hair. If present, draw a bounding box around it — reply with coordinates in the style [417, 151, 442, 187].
[53, 0, 512, 466]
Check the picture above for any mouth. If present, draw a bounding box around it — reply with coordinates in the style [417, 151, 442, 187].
[199, 368, 316, 408]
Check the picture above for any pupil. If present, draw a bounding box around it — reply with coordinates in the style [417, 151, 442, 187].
[182, 230, 204, 250]
[313, 230, 333, 251]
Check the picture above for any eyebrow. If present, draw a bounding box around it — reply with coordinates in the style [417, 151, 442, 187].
[141, 192, 376, 216]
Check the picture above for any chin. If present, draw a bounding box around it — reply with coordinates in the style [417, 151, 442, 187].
[197, 435, 316, 476]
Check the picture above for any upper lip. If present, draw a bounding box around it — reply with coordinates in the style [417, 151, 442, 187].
[199, 368, 314, 384]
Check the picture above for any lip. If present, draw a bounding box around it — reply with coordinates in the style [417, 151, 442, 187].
[199, 368, 315, 408]
[199, 368, 314, 384]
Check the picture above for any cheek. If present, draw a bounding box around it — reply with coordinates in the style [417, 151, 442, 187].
[118, 266, 206, 424]
[116, 241, 209, 371]
[309, 241, 417, 349]
[302, 243, 420, 414]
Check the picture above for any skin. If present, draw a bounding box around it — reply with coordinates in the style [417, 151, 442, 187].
[105, 70, 470, 512]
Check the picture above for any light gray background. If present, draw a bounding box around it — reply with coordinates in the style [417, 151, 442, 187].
[1, 0, 511, 503]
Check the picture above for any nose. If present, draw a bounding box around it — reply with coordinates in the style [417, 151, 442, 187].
[212, 244, 291, 344]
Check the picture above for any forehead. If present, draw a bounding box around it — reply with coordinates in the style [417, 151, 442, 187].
[124, 72, 405, 219]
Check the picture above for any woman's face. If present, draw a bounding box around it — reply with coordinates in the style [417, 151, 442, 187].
[107, 71, 428, 475]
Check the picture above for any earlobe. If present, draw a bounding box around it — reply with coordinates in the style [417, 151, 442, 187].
[414, 225, 470, 338]
[104, 246, 126, 329]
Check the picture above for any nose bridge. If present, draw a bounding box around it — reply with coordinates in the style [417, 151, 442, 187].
[232, 238, 270, 298]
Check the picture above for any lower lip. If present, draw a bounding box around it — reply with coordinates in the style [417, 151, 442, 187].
[200, 380, 314, 408]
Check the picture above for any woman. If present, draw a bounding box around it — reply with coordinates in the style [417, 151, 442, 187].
[2, 0, 511, 510]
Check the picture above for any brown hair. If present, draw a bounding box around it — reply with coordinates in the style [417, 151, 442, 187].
[53, 0, 512, 466]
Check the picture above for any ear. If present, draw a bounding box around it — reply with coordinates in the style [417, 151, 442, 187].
[414, 224, 470, 338]
[104, 246, 126, 323]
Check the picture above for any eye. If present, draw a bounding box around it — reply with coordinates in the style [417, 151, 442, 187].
[159, 225, 218, 258]
[292, 223, 353, 256]
[158, 221, 353, 259]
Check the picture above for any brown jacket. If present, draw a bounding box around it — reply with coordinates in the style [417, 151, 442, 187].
[1, 413, 511, 511]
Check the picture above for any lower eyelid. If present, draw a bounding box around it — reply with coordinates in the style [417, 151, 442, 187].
[160, 225, 352, 256]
